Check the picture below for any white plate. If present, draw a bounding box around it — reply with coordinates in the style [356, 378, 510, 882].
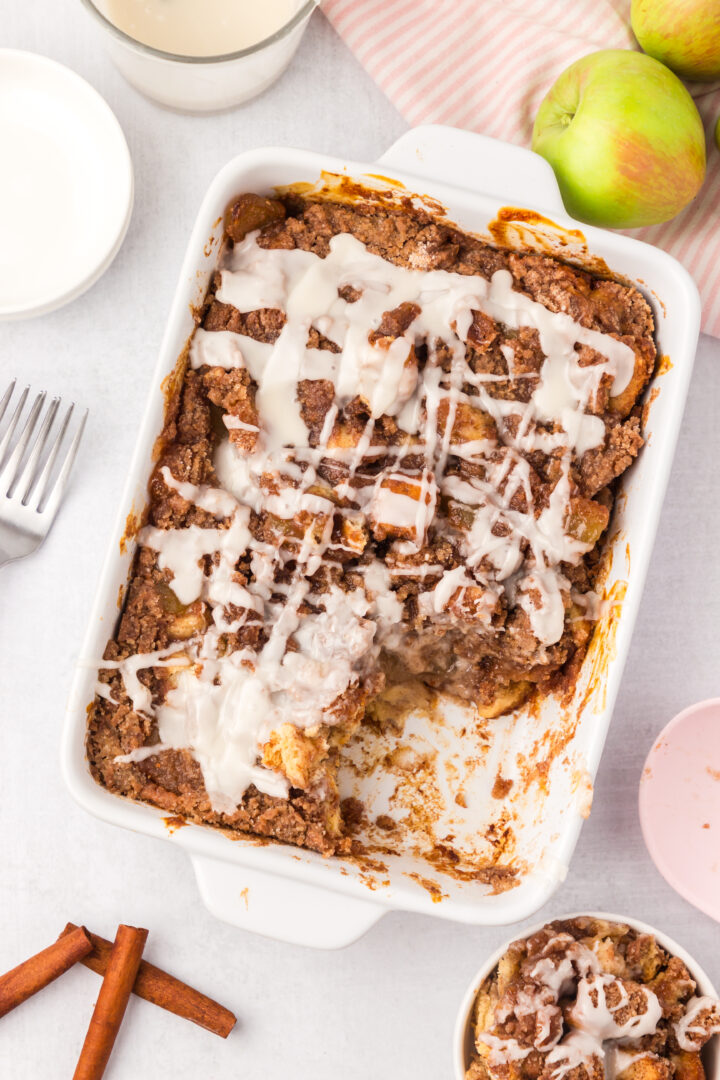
[0, 49, 133, 320]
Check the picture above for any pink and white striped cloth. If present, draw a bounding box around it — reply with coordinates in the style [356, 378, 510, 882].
[322, 0, 720, 337]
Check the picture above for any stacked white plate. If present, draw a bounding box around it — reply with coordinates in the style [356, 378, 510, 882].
[0, 49, 133, 320]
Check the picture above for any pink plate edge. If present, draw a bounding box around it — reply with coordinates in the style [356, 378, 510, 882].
[639, 697, 720, 924]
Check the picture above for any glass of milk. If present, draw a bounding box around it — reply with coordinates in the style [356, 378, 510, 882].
[81, 0, 319, 111]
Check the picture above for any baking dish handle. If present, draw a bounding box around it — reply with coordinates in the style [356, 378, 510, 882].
[377, 124, 566, 215]
[190, 855, 386, 949]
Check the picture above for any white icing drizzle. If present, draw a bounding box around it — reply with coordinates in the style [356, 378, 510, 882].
[98, 648, 193, 715]
[495, 985, 563, 1051]
[418, 565, 478, 616]
[139, 515, 251, 607]
[674, 996, 720, 1051]
[160, 465, 238, 517]
[530, 935, 601, 997]
[368, 470, 437, 548]
[105, 221, 639, 811]
[568, 974, 662, 1040]
[546, 1030, 604, 1080]
[362, 558, 405, 625]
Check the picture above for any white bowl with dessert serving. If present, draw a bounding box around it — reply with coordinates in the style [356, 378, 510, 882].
[80, 0, 319, 112]
[63, 126, 701, 948]
[454, 912, 720, 1080]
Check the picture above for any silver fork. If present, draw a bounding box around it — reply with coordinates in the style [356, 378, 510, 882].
[0, 380, 88, 569]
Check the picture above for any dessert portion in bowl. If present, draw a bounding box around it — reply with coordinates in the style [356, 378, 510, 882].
[81, 0, 318, 111]
[465, 916, 720, 1080]
[86, 183, 656, 857]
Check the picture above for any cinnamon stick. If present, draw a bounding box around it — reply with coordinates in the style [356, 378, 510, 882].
[73, 924, 148, 1080]
[61, 923, 235, 1038]
[0, 925, 92, 1019]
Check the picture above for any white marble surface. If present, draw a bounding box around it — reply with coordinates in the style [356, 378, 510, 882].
[1, 4, 719, 1077]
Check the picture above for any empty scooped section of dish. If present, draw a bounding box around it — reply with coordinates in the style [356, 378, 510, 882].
[338, 692, 524, 882]
[333, 560, 622, 905]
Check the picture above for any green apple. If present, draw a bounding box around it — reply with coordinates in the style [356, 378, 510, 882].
[632, 0, 720, 81]
[532, 49, 706, 228]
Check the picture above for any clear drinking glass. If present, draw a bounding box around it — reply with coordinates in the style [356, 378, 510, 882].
[80, 0, 319, 112]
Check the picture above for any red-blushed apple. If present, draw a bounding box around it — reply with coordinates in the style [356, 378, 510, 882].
[716, 114, 720, 151]
[532, 49, 706, 228]
[631, 0, 720, 82]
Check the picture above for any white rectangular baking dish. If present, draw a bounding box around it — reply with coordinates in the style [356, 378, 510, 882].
[62, 125, 700, 949]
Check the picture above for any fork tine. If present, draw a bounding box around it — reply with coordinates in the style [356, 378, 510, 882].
[39, 408, 88, 518]
[0, 391, 45, 496]
[17, 397, 60, 504]
[29, 402, 73, 510]
[0, 385, 29, 467]
[0, 380, 16, 426]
